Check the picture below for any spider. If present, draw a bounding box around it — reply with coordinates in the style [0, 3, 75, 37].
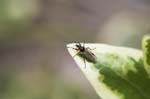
[68, 43, 97, 68]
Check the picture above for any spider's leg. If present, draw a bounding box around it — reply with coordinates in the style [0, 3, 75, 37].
[86, 47, 96, 50]
[77, 42, 82, 47]
[73, 51, 79, 58]
[67, 47, 78, 50]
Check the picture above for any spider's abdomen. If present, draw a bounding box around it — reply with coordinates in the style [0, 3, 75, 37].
[79, 51, 97, 63]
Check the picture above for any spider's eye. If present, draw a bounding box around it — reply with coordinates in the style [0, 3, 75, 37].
[76, 45, 80, 48]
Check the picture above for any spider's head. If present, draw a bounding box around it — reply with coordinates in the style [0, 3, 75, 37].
[76, 43, 85, 52]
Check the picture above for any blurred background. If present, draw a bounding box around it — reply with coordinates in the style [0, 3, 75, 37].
[0, 0, 149, 99]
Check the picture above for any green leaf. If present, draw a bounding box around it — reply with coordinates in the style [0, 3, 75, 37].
[67, 43, 150, 99]
[142, 35, 150, 77]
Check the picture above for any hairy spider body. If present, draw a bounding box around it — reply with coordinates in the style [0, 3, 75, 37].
[71, 43, 97, 68]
